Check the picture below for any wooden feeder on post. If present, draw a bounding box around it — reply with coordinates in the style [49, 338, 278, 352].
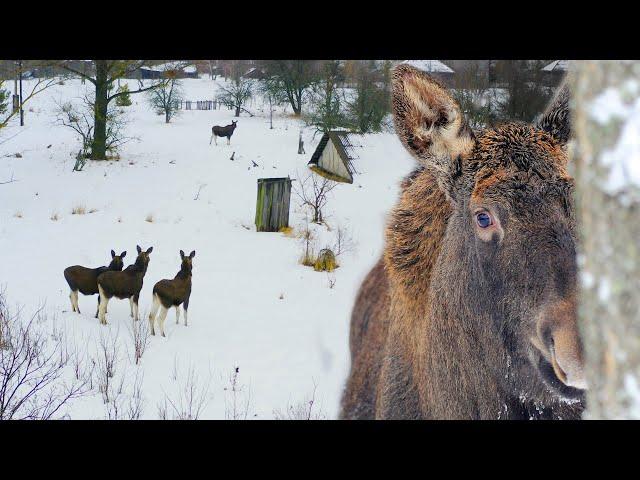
[255, 177, 292, 232]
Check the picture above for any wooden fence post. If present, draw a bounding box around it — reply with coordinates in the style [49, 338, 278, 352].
[255, 177, 292, 232]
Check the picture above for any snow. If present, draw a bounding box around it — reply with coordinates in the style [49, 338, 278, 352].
[590, 80, 640, 195]
[401, 60, 454, 73]
[0, 78, 415, 418]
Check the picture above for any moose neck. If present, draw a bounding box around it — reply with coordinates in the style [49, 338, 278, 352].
[130, 258, 148, 276]
[175, 265, 192, 281]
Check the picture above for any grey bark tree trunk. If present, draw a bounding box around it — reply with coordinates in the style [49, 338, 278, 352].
[571, 60, 640, 419]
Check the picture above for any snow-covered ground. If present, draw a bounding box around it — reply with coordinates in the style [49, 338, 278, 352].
[0, 77, 415, 419]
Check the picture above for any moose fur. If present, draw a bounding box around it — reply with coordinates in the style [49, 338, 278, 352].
[96, 245, 153, 324]
[340, 66, 586, 420]
[63, 250, 126, 318]
[210, 120, 237, 145]
[148, 250, 195, 337]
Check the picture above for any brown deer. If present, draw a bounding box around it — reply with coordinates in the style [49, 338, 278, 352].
[63, 250, 126, 318]
[96, 245, 153, 325]
[340, 65, 585, 420]
[210, 120, 237, 145]
[148, 250, 195, 337]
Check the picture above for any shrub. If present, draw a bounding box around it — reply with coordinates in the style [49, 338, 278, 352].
[314, 248, 337, 272]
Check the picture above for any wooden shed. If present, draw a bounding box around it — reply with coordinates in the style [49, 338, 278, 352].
[255, 177, 292, 232]
[401, 60, 455, 86]
[307, 131, 358, 184]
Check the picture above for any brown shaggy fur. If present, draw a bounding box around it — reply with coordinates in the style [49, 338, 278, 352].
[63, 250, 126, 317]
[340, 66, 585, 420]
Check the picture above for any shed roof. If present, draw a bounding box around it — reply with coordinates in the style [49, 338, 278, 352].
[542, 60, 568, 72]
[401, 60, 454, 73]
[308, 130, 360, 183]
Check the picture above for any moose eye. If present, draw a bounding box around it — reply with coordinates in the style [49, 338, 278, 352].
[476, 212, 493, 228]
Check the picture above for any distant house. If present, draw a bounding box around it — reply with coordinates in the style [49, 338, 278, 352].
[401, 60, 455, 85]
[542, 60, 568, 86]
[243, 67, 267, 80]
[139, 62, 198, 79]
[308, 131, 361, 184]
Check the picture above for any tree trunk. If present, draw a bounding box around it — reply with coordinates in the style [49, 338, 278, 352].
[235, 105, 241, 117]
[91, 60, 109, 160]
[571, 60, 640, 419]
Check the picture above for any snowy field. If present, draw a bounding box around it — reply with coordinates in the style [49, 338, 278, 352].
[0, 77, 415, 419]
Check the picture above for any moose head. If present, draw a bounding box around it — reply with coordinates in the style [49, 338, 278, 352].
[109, 249, 127, 271]
[392, 65, 585, 403]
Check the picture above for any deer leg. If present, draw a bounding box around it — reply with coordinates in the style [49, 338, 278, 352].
[184, 307, 188, 327]
[183, 297, 189, 326]
[157, 306, 168, 337]
[129, 297, 134, 318]
[70, 290, 78, 313]
[227, 136, 230, 145]
[95, 295, 100, 319]
[209, 133, 213, 145]
[98, 288, 109, 325]
[132, 295, 140, 322]
[175, 305, 180, 325]
[148, 293, 160, 335]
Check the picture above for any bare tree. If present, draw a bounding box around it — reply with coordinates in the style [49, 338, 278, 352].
[95, 327, 120, 405]
[260, 60, 320, 116]
[0, 70, 61, 132]
[55, 93, 132, 166]
[273, 381, 326, 420]
[218, 78, 253, 118]
[148, 67, 185, 123]
[157, 359, 211, 420]
[59, 60, 163, 159]
[0, 290, 91, 419]
[294, 171, 338, 224]
[224, 366, 252, 420]
[127, 313, 150, 365]
[572, 60, 640, 419]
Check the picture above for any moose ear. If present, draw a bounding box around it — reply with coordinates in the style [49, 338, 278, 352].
[111, 249, 116, 258]
[536, 80, 570, 146]
[137, 245, 142, 254]
[120, 251, 127, 258]
[180, 250, 185, 259]
[146, 247, 153, 254]
[190, 250, 196, 258]
[392, 65, 475, 192]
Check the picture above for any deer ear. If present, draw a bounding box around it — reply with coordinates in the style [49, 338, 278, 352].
[111, 250, 116, 258]
[180, 250, 185, 259]
[146, 247, 153, 254]
[121, 251, 127, 258]
[537, 80, 570, 146]
[392, 65, 475, 196]
[190, 250, 196, 258]
[137, 245, 142, 254]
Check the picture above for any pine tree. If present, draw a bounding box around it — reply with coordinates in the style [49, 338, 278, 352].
[115, 84, 132, 107]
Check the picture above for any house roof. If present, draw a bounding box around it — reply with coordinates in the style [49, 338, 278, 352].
[401, 60, 454, 73]
[143, 62, 197, 74]
[308, 130, 360, 183]
[542, 60, 568, 72]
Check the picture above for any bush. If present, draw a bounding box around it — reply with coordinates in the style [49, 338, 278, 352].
[314, 248, 337, 272]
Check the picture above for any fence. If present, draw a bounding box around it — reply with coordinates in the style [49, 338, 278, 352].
[175, 100, 219, 110]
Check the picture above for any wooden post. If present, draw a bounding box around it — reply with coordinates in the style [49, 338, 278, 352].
[255, 177, 292, 232]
